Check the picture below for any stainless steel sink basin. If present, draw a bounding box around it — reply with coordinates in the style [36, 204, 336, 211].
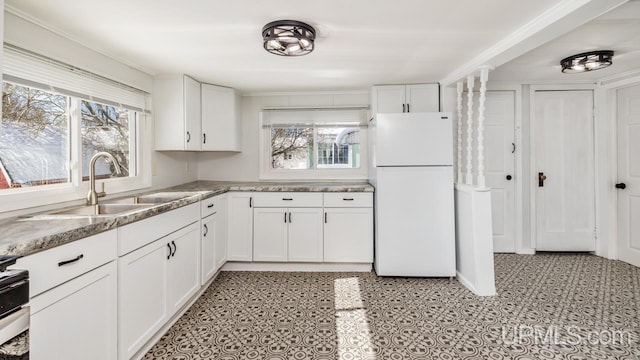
[46, 203, 154, 217]
[104, 192, 196, 205]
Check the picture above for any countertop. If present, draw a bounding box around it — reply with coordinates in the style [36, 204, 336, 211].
[0, 181, 373, 258]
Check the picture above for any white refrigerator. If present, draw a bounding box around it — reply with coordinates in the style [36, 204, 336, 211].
[369, 112, 455, 277]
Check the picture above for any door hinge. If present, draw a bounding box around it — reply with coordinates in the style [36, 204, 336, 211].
[593, 227, 598, 240]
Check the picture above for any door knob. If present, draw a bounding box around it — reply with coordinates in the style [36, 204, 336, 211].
[538, 172, 547, 187]
[615, 183, 626, 189]
[506, 175, 513, 181]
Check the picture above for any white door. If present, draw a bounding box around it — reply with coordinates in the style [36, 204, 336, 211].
[373, 85, 405, 113]
[201, 214, 217, 284]
[253, 208, 288, 261]
[184, 75, 201, 151]
[288, 207, 323, 262]
[533, 90, 595, 251]
[617, 84, 640, 267]
[324, 207, 373, 262]
[167, 223, 201, 314]
[485, 91, 516, 252]
[406, 84, 439, 112]
[201, 84, 235, 151]
[227, 193, 253, 261]
[30, 262, 117, 360]
[118, 239, 169, 360]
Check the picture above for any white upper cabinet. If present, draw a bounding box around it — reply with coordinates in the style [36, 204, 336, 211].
[201, 84, 242, 151]
[372, 83, 439, 114]
[155, 75, 241, 151]
[155, 75, 201, 151]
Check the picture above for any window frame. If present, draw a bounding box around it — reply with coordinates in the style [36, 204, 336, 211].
[0, 80, 151, 213]
[259, 112, 368, 180]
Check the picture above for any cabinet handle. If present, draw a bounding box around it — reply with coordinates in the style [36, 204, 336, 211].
[284, 212, 287, 223]
[289, 212, 292, 223]
[282, 198, 293, 201]
[167, 243, 172, 259]
[203, 224, 209, 237]
[402, 104, 405, 113]
[58, 254, 84, 267]
[171, 241, 177, 257]
[207, 203, 214, 208]
[203, 133, 206, 144]
[343, 198, 354, 201]
[249, 197, 252, 208]
[324, 212, 327, 223]
[186, 131, 191, 143]
[407, 103, 410, 113]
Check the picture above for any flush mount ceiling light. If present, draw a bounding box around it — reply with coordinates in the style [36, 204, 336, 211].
[262, 20, 315, 56]
[560, 50, 614, 74]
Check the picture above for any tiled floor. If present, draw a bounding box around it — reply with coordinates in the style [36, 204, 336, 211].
[145, 253, 640, 359]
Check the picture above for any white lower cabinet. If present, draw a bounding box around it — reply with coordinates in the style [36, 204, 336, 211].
[201, 213, 218, 283]
[253, 207, 323, 262]
[324, 207, 374, 262]
[227, 192, 254, 261]
[30, 261, 117, 360]
[214, 196, 228, 271]
[118, 222, 200, 360]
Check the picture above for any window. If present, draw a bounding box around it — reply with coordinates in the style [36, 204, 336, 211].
[261, 109, 368, 180]
[0, 44, 150, 211]
[0, 82, 70, 189]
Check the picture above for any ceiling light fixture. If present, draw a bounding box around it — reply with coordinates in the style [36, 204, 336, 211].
[560, 50, 614, 74]
[262, 20, 315, 56]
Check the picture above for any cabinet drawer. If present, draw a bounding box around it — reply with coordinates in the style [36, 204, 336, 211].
[323, 193, 372, 207]
[200, 194, 223, 218]
[14, 230, 117, 298]
[118, 203, 199, 256]
[253, 192, 323, 207]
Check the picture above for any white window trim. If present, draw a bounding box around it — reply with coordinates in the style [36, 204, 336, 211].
[259, 112, 368, 181]
[0, 89, 152, 214]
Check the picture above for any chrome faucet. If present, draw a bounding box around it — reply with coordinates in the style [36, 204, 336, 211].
[87, 152, 122, 205]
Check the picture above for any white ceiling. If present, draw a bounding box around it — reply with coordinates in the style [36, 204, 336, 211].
[491, 1, 640, 82]
[5, 0, 564, 92]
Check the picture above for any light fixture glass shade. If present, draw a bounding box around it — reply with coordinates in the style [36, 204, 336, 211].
[262, 20, 315, 56]
[561, 51, 614, 74]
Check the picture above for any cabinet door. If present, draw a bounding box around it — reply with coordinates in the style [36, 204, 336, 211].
[30, 261, 117, 360]
[201, 214, 217, 285]
[227, 193, 254, 261]
[214, 196, 228, 271]
[253, 208, 288, 262]
[167, 222, 201, 314]
[324, 208, 373, 263]
[406, 83, 439, 112]
[184, 75, 201, 151]
[288, 208, 323, 262]
[118, 240, 169, 360]
[201, 84, 241, 151]
[372, 85, 406, 113]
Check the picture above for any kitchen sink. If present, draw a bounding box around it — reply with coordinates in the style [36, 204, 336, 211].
[103, 192, 196, 205]
[44, 203, 154, 217]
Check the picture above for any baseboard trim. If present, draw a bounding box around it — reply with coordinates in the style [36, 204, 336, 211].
[222, 261, 373, 272]
[456, 270, 496, 297]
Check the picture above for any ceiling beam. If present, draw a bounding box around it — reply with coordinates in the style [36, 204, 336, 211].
[440, 0, 628, 87]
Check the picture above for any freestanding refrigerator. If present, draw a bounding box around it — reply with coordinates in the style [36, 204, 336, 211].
[368, 112, 455, 277]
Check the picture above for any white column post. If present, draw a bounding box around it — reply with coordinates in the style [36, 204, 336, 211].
[465, 75, 475, 185]
[456, 81, 464, 184]
[476, 67, 490, 188]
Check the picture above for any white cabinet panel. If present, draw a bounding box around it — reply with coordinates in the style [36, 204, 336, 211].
[288, 208, 323, 262]
[118, 239, 169, 360]
[30, 261, 117, 360]
[323, 193, 372, 208]
[167, 223, 201, 314]
[184, 75, 202, 151]
[201, 214, 216, 284]
[372, 83, 439, 114]
[227, 193, 254, 261]
[253, 208, 288, 262]
[324, 208, 373, 263]
[373, 85, 405, 113]
[201, 84, 241, 151]
[406, 84, 439, 112]
[253, 192, 323, 207]
[214, 196, 228, 271]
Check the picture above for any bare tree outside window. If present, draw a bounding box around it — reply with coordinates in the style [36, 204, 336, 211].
[270, 127, 313, 169]
[0, 82, 70, 189]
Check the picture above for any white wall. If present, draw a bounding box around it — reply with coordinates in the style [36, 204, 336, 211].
[197, 91, 370, 181]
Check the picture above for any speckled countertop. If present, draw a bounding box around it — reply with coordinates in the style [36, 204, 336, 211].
[0, 181, 373, 258]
